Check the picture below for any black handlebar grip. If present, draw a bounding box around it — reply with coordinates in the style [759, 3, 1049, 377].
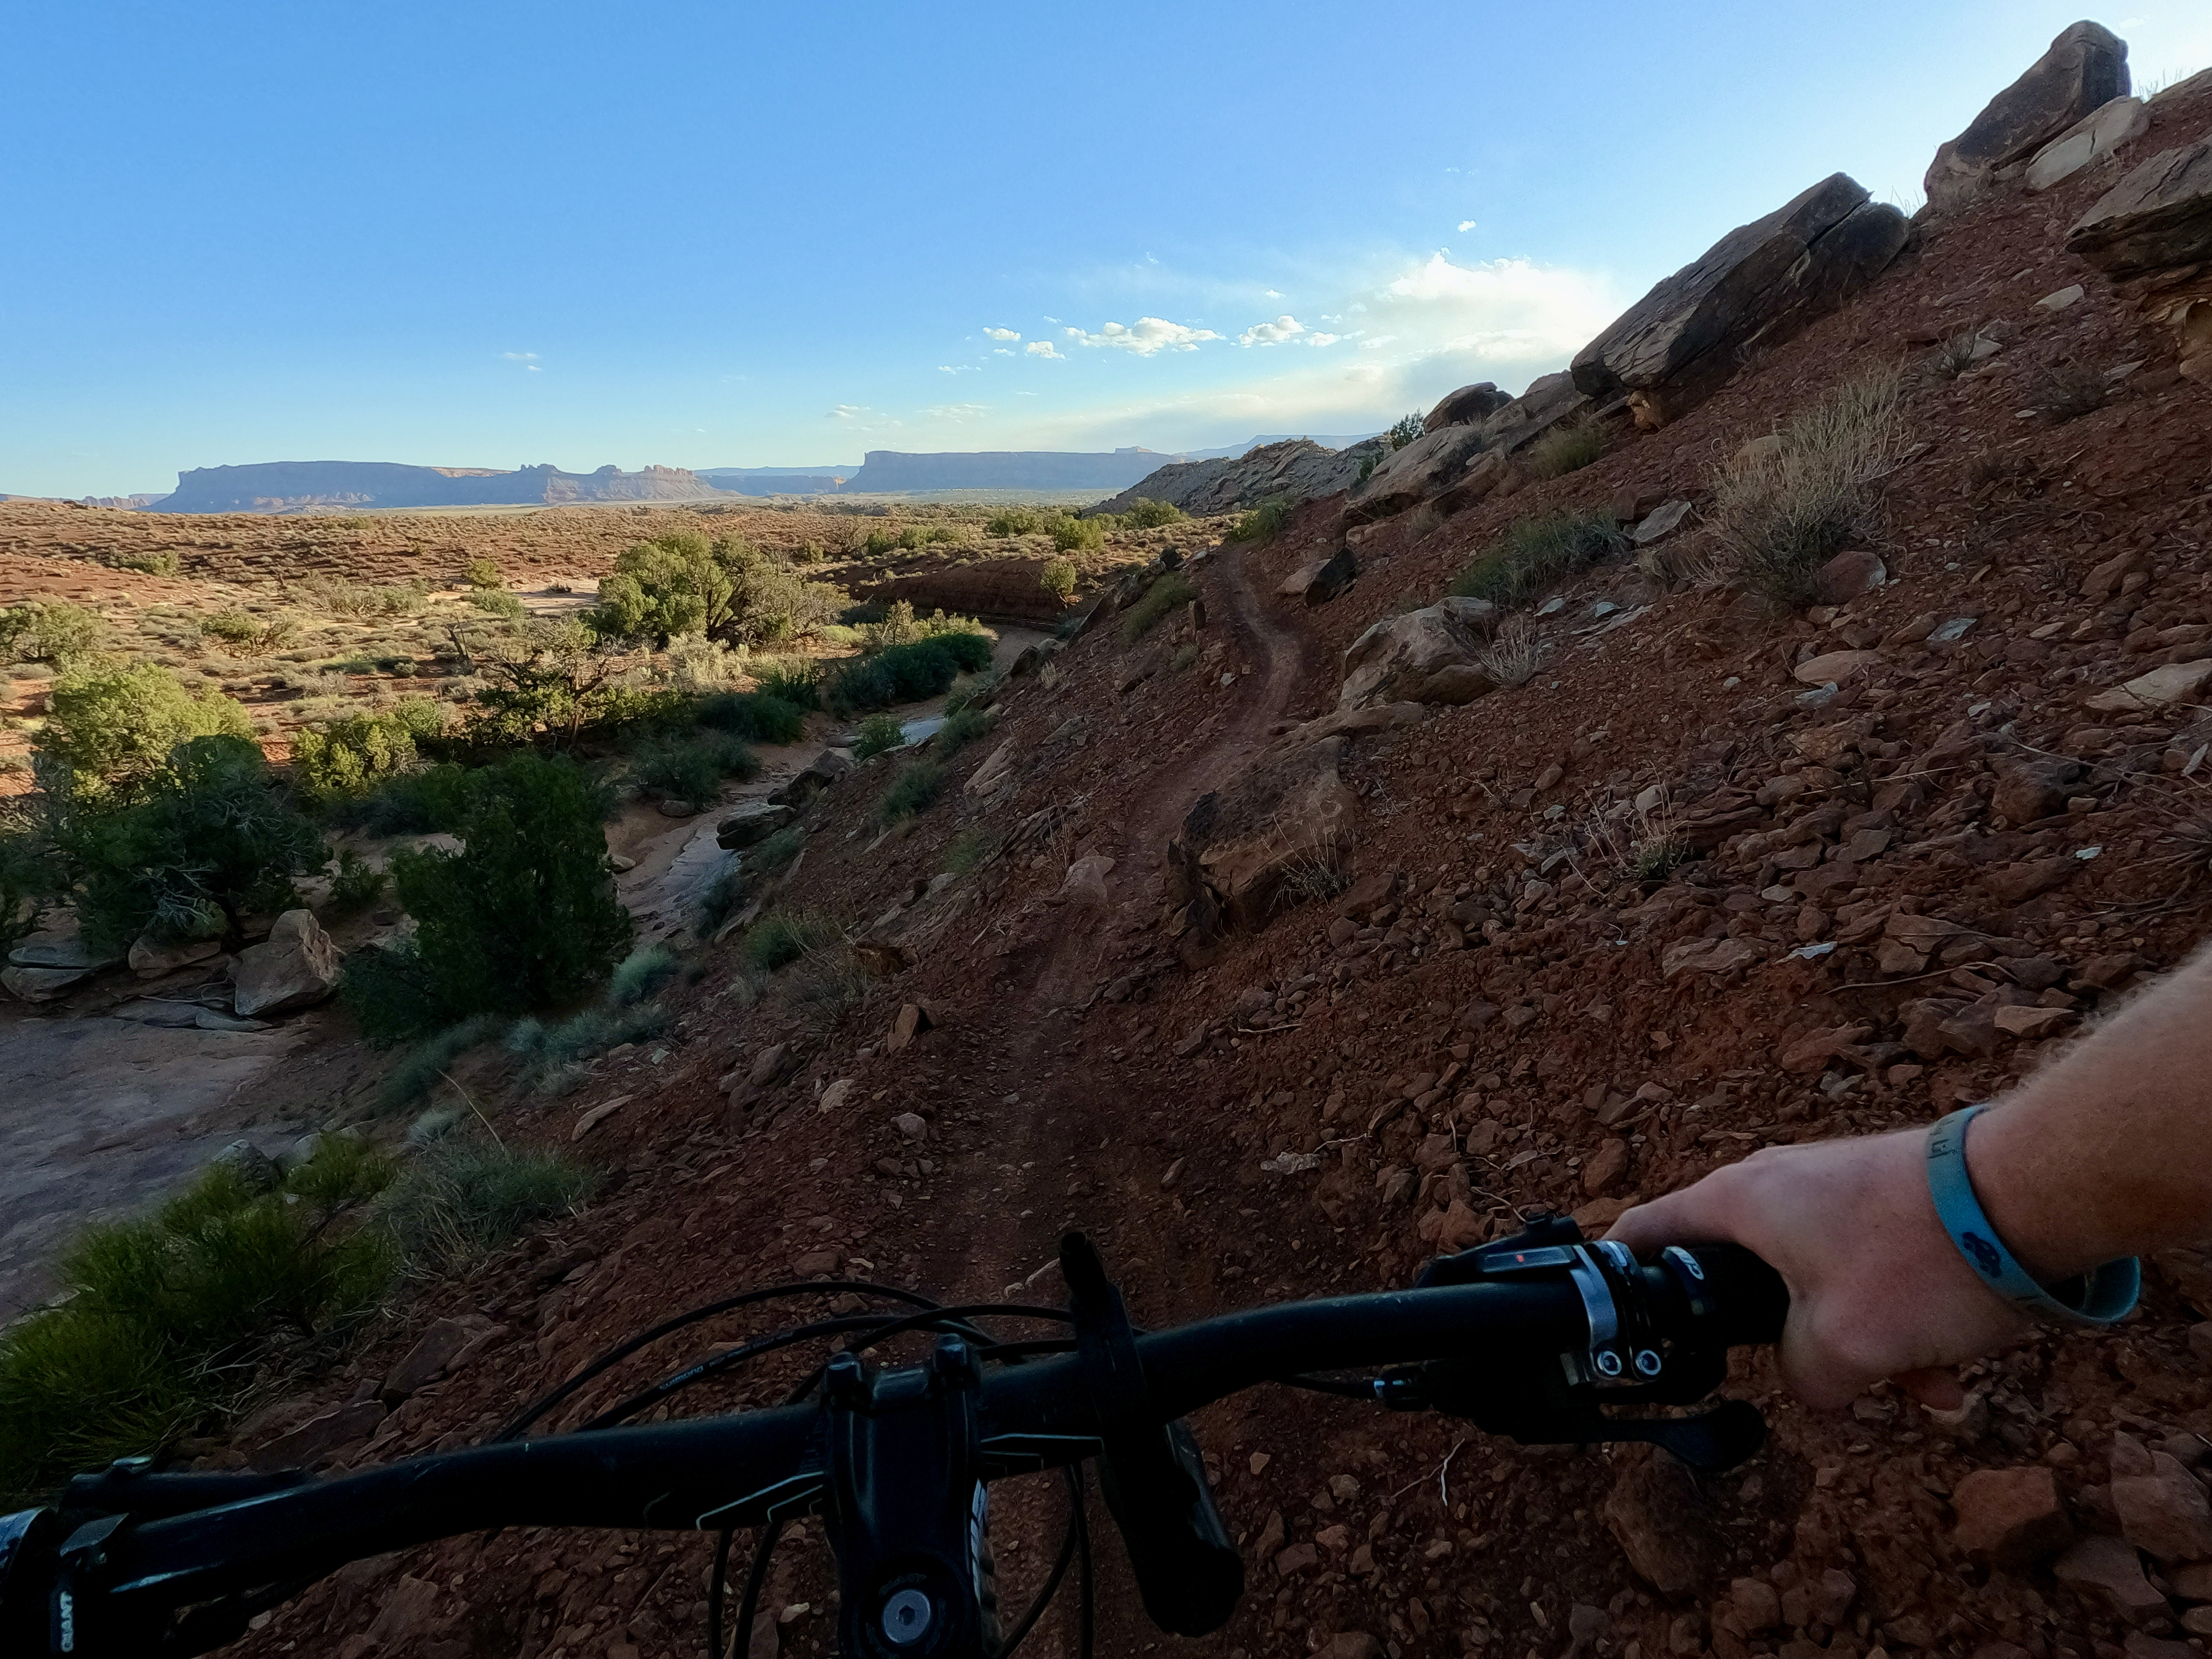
[1679, 1243, 1791, 1348]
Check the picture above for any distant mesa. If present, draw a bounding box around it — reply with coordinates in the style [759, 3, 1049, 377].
[694, 466, 859, 497]
[146, 460, 725, 515]
[833, 437, 1378, 495]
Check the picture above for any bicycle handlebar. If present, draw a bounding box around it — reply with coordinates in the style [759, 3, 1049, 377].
[3, 1223, 1789, 1658]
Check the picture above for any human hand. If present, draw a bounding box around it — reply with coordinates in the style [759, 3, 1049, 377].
[1606, 1129, 2030, 1411]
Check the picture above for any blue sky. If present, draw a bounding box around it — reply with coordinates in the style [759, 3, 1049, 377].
[5, 1, 2210, 497]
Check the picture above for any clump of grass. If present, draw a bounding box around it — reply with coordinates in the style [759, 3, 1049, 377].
[2036, 362, 2109, 425]
[853, 712, 906, 760]
[697, 862, 747, 933]
[326, 847, 386, 914]
[0, 1138, 398, 1499]
[380, 1011, 512, 1110]
[505, 1001, 670, 1094]
[876, 760, 947, 824]
[936, 705, 990, 761]
[696, 690, 807, 745]
[1118, 573, 1199, 645]
[1707, 364, 1903, 603]
[942, 827, 998, 875]
[1472, 614, 1543, 687]
[1449, 511, 1627, 609]
[373, 1138, 596, 1280]
[1170, 640, 1200, 672]
[750, 824, 804, 873]
[1524, 414, 1606, 479]
[608, 942, 679, 1005]
[744, 908, 841, 972]
[632, 731, 758, 806]
[1931, 329, 1990, 379]
[1225, 496, 1295, 544]
[296, 576, 429, 617]
[749, 659, 821, 711]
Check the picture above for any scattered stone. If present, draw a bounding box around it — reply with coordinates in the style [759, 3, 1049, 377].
[572, 1093, 634, 1140]
[1793, 648, 1885, 686]
[1927, 21, 2130, 210]
[768, 747, 853, 808]
[1061, 855, 1117, 907]
[383, 1315, 506, 1402]
[1338, 602, 1499, 710]
[2, 963, 97, 1001]
[1581, 1138, 1628, 1195]
[2068, 135, 2212, 275]
[1628, 500, 1694, 546]
[251, 1400, 387, 1470]
[1985, 857, 2081, 905]
[2053, 1533, 2171, 1625]
[1424, 381, 1514, 431]
[886, 1003, 936, 1052]
[2036, 283, 2088, 311]
[1604, 1447, 1726, 1595]
[128, 935, 224, 978]
[232, 910, 341, 1018]
[1281, 547, 1358, 606]
[1659, 937, 1764, 979]
[716, 803, 796, 850]
[1812, 549, 1886, 605]
[892, 1112, 928, 1141]
[2086, 659, 2212, 713]
[2029, 95, 2151, 191]
[1953, 1465, 2075, 1568]
[2113, 1432, 2212, 1562]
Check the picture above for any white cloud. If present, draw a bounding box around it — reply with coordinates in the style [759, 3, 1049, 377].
[501, 350, 536, 361]
[1025, 341, 1065, 360]
[984, 326, 1021, 341]
[992, 347, 1014, 357]
[1308, 332, 1342, 348]
[1263, 288, 1284, 298]
[1457, 220, 1478, 233]
[937, 364, 978, 375]
[924, 402, 990, 422]
[1238, 314, 1307, 347]
[1064, 317, 1221, 355]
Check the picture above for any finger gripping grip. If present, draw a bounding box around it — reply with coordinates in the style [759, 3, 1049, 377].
[1685, 1243, 1790, 1347]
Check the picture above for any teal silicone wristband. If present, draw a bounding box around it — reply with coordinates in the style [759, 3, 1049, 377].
[1925, 1105, 2139, 1326]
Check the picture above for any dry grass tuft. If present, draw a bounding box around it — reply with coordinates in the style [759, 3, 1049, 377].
[1472, 614, 1543, 687]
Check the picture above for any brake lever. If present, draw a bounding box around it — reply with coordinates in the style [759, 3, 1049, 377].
[1398, 1215, 1770, 1472]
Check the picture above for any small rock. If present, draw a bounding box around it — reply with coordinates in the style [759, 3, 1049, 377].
[2036, 283, 2087, 311]
[2053, 1533, 2172, 1625]
[1274, 1541, 1317, 1577]
[2114, 1435, 2212, 1562]
[1603, 1447, 1725, 1595]
[1793, 648, 1884, 686]
[1812, 549, 1886, 605]
[1581, 1138, 1628, 1196]
[886, 1002, 936, 1052]
[893, 1112, 928, 1141]
[128, 934, 224, 978]
[1316, 1635, 1382, 1659]
[383, 1315, 506, 1402]
[251, 1400, 387, 1470]
[1953, 1465, 2075, 1568]
[2087, 659, 2212, 713]
[817, 1078, 854, 1115]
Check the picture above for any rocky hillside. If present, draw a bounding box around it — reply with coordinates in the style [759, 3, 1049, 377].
[1095, 436, 1385, 518]
[114, 22, 2212, 1659]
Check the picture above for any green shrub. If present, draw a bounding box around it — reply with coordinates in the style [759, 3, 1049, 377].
[341, 752, 632, 1043]
[985, 506, 1045, 536]
[1525, 415, 1606, 480]
[297, 577, 428, 617]
[749, 824, 803, 872]
[37, 662, 254, 803]
[750, 659, 821, 710]
[464, 557, 502, 589]
[118, 551, 183, 578]
[0, 824, 51, 947]
[506, 1000, 670, 1094]
[0, 1141, 397, 1500]
[853, 712, 905, 760]
[1049, 515, 1106, 553]
[466, 588, 527, 621]
[743, 908, 840, 971]
[937, 705, 990, 761]
[291, 699, 445, 806]
[200, 609, 298, 656]
[379, 1011, 511, 1110]
[826, 633, 993, 714]
[1118, 573, 1199, 645]
[1039, 558, 1078, 601]
[1448, 510, 1627, 609]
[326, 763, 473, 836]
[1385, 412, 1425, 451]
[1225, 497, 1295, 543]
[1122, 498, 1185, 530]
[65, 736, 328, 952]
[696, 690, 807, 745]
[588, 531, 845, 647]
[632, 731, 758, 805]
[876, 760, 946, 824]
[0, 600, 104, 667]
[326, 847, 386, 914]
[373, 1138, 596, 1278]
